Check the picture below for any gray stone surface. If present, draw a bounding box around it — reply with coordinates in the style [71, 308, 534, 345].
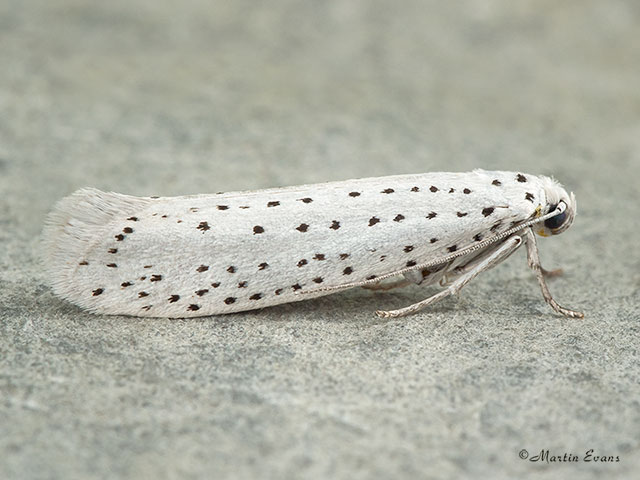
[1, 1, 639, 479]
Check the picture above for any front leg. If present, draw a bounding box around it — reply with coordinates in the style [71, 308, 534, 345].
[541, 266, 563, 277]
[523, 227, 584, 318]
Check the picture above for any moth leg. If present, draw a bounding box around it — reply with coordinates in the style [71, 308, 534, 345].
[362, 268, 427, 290]
[376, 235, 523, 318]
[362, 279, 411, 291]
[541, 266, 564, 277]
[524, 228, 584, 319]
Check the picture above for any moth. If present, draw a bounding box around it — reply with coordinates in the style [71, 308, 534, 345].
[42, 169, 583, 318]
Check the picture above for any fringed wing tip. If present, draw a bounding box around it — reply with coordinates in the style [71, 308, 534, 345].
[41, 188, 150, 304]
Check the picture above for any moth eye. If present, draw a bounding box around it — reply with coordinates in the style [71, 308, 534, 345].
[544, 204, 567, 230]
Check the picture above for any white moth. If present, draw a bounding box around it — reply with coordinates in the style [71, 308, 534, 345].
[42, 169, 583, 319]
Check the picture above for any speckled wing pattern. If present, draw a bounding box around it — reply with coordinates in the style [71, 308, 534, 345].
[43, 170, 548, 317]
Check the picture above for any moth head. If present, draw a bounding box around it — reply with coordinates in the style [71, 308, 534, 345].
[538, 176, 577, 237]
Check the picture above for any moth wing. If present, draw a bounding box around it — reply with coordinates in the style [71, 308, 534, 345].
[42, 188, 151, 312]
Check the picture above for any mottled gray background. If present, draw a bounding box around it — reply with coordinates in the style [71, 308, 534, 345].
[1, 1, 639, 479]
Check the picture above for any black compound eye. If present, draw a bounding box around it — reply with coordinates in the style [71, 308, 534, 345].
[544, 205, 567, 230]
